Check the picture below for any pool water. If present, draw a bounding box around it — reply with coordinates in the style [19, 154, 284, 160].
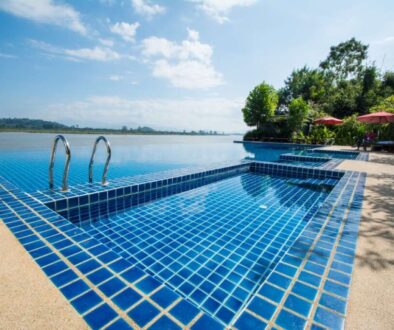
[0, 133, 311, 192]
[275, 159, 324, 167]
[295, 149, 358, 159]
[78, 172, 337, 326]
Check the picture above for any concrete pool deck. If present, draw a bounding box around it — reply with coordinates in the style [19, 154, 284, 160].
[323, 147, 394, 329]
[0, 147, 393, 329]
[0, 221, 87, 329]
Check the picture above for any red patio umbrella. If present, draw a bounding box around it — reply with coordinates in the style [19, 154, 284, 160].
[313, 117, 343, 125]
[357, 111, 394, 124]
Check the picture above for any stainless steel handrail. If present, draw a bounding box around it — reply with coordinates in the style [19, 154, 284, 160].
[89, 136, 111, 185]
[49, 135, 71, 192]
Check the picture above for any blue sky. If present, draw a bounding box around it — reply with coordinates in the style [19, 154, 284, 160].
[0, 0, 393, 132]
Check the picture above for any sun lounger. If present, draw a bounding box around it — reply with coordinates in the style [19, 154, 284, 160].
[371, 141, 394, 152]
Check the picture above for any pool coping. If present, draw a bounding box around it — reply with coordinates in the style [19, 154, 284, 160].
[234, 140, 324, 148]
[0, 161, 366, 329]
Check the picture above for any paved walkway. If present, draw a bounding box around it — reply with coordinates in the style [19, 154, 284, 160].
[329, 150, 394, 329]
[0, 221, 87, 329]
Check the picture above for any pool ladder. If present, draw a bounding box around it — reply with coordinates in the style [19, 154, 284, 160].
[49, 135, 111, 191]
[89, 136, 112, 186]
[49, 135, 71, 192]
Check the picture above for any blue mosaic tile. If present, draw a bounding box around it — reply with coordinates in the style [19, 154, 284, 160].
[258, 283, 285, 303]
[135, 276, 161, 294]
[120, 267, 145, 283]
[98, 277, 127, 297]
[60, 279, 90, 300]
[275, 309, 307, 329]
[51, 269, 78, 287]
[284, 294, 312, 318]
[235, 312, 267, 330]
[319, 293, 346, 315]
[151, 286, 179, 309]
[112, 288, 142, 311]
[106, 318, 134, 330]
[127, 301, 160, 328]
[324, 280, 349, 299]
[148, 315, 181, 330]
[191, 314, 223, 330]
[248, 296, 276, 320]
[314, 306, 345, 329]
[84, 303, 118, 329]
[87, 267, 113, 285]
[71, 290, 102, 314]
[169, 300, 200, 325]
[291, 281, 318, 301]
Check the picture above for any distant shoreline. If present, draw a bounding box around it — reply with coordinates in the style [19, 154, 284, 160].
[0, 128, 238, 136]
[0, 118, 236, 136]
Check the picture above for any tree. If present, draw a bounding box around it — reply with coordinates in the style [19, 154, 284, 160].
[325, 80, 361, 118]
[380, 71, 394, 98]
[242, 82, 278, 129]
[356, 65, 381, 115]
[280, 66, 330, 105]
[320, 38, 368, 81]
[370, 95, 394, 113]
[288, 97, 310, 134]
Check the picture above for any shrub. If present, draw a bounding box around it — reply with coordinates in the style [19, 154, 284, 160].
[306, 125, 335, 144]
[335, 114, 366, 145]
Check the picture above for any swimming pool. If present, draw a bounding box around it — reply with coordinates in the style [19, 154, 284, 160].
[0, 134, 366, 329]
[75, 172, 336, 326]
[0, 133, 311, 192]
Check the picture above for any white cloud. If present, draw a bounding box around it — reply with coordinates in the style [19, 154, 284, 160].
[65, 47, 121, 61]
[0, 52, 17, 59]
[141, 29, 223, 89]
[109, 75, 123, 81]
[131, 0, 165, 18]
[29, 39, 122, 62]
[373, 36, 394, 45]
[152, 59, 222, 89]
[42, 96, 245, 132]
[99, 0, 116, 5]
[99, 38, 115, 47]
[110, 22, 140, 42]
[191, 0, 257, 23]
[0, 0, 87, 35]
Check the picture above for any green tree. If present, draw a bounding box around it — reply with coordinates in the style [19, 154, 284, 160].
[325, 80, 361, 118]
[356, 66, 381, 115]
[380, 71, 394, 98]
[280, 66, 330, 105]
[242, 82, 278, 129]
[320, 38, 368, 81]
[288, 97, 310, 134]
[370, 95, 394, 113]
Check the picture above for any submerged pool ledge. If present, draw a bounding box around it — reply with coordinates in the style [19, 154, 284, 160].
[0, 161, 366, 329]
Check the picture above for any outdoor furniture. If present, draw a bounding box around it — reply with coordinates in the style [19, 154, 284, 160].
[357, 112, 394, 124]
[371, 141, 394, 152]
[314, 117, 343, 125]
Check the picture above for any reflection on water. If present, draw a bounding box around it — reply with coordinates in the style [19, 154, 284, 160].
[0, 133, 310, 191]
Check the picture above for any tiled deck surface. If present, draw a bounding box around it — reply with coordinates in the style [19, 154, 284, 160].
[1, 147, 385, 329]
[335, 152, 394, 329]
[0, 221, 88, 329]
